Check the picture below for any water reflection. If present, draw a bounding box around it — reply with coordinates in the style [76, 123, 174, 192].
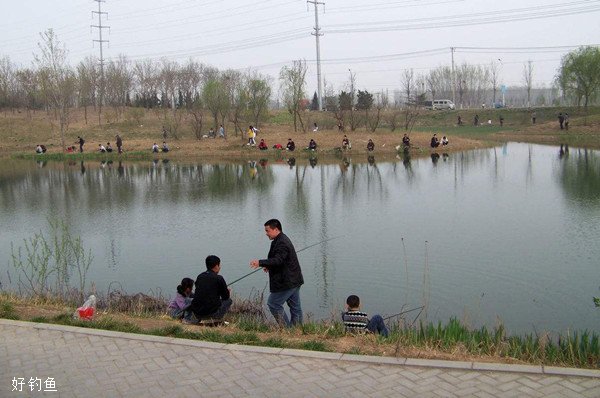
[1, 144, 600, 334]
[558, 147, 600, 205]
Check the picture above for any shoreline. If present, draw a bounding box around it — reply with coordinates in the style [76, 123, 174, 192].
[0, 294, 598, 370]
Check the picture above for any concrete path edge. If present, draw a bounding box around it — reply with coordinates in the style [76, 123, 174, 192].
[2, 318, 598, 379]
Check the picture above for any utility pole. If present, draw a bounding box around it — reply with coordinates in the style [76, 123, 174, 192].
[450, 47, 456, 106]
[308, 0, 324, 111]
[92, 0, 109, 125]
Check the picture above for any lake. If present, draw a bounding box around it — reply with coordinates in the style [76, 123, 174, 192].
[1, 142, 598, 335]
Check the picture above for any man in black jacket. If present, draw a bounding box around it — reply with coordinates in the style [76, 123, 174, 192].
[190, 255, 232, 322]
[250, 219, 304, 327]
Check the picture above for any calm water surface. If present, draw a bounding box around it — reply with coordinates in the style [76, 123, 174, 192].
[1, 143, 598, 335]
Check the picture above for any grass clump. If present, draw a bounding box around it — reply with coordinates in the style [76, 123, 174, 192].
[300, 340, 329, 352]
[0, 301, 19, 320]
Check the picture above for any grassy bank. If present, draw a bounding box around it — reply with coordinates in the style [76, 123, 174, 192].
[3, 105, 600, 161]
[1, 293, 597, 369]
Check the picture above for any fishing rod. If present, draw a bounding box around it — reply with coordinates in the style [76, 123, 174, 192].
[382, 305, 425, 321]
[228, 234, 344, 286]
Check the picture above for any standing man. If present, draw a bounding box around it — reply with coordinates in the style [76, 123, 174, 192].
[558, 112, 565, 130]
[77, 136, 85, 153]
[116, 134, 123, 154]
[250, 219, 304, 327]
[190, 255, 232, 323]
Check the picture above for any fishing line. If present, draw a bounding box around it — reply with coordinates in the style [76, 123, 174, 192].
[228, 234, 344, 286]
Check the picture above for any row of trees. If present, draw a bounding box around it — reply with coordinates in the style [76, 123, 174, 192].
[0, 29, 273, 148]
[1, 31, 598, 140]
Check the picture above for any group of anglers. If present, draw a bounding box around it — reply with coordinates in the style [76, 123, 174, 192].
[254, 135, 377, 153]
[166, 219, 389, 337]
[35, 135, 124, 155]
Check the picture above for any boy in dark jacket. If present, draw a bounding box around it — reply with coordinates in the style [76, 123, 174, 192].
[190, 255, 232, 323]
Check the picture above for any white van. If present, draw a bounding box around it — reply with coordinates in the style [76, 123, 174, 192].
[431, 100, 455, 110]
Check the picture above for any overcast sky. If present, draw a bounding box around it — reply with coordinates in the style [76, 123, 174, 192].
[2, 0, 599, 97]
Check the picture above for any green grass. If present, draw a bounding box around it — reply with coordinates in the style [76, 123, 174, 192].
[0, 301, 19, 320]
[1, 299, 598, 368]
[300, 340, 329, 352]
[386, 318, 600, 368]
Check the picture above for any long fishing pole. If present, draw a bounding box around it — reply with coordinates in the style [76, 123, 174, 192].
[382, 305, 425, 321]
[228, 234, 344, 286]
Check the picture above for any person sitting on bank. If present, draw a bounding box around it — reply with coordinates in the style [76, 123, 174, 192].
[341, 295, 389, 337]
[258, 139, 268, 150]
[286, 138, 295, 152]
[167, 277, 195, 320]
[35, 144, 46, 154]
[106, 142, 113, 153]
[441, 136, 449, 146]
[367, 139, 375, 152]
[402, 134, 410, 147]
[313, 122, 319, 132]
[189, 255, 232, 323]
[342, 135, 351, 150]
[99, 143, 107, 153]
[152, 143, 159, 153]
[162, 141, 169, 152]
[66, 145, 76, 153]
[308, 139, 317, 151]
[430, 134, 440, 148]
[272, 143, 283, 149]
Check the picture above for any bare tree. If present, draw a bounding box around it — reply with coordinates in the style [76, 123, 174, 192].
[347, 70, 359, 131]
[401, 69, 414, 106]
[227, 72, 249, 138]
[76, 56, 99, 124]
[279, 60, 307, 132]
[188, 96, 204, 140]
[523, 60, 534, 107]
[0, 56, 16, 112]
[16, 68, 39, 117]
[426, 70, 440, 104]
[34, 29, 76, 151]
[160, 58, 178, 110]
[133, 59, 159, 109]
[203, 75, 229, 130]
[104, 54, 132, 119]
[489, 60, 500, 106]
[247, 73, 271, 128]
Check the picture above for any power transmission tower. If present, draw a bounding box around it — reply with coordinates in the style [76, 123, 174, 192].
[450, 47, 456, 106]
[308, 0, 324, 111]
[92, 0, 109, 125]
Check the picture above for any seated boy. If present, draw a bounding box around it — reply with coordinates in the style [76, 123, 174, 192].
[188, 255, 232, 324]
[342, 295, 389, 337]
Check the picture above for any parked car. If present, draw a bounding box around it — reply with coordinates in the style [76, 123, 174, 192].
[430, 99, 455, 110]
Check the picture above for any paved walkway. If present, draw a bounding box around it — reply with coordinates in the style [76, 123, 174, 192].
[1, 319, 598, 397]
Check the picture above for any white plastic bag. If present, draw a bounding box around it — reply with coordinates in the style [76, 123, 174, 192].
[74, 295, 96, 320]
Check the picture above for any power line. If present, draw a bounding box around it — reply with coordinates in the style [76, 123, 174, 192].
[325, 1, 600, 33]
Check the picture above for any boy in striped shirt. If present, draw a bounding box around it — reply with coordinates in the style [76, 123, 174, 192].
[342, 295, 389, 337]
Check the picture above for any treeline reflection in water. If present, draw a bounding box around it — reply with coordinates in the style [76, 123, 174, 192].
[0, 144, 599, 334]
